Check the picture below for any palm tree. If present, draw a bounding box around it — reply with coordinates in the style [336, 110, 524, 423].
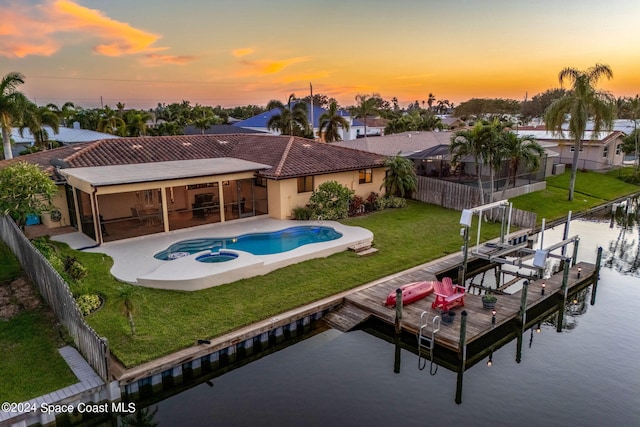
[450, 122, 494, 204]
[427, 93, 436, 111]
[124, 110, 152, 137]
[381, 154, 417, 197]
[267, 94, 309, 137]
[319, 101, 350, 142]
[0, 72, 32, 160]
[116, 286, 137, 335]
[20, 104, 60, 150]
[97, 106, 125, 135]
[544, 63, 616, 201]
[499, 132, 545, 199]
[351, 94, 379, 138]
[621, 95, 640, 171]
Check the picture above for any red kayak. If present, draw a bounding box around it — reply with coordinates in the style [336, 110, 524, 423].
[384, 281, 436, 307]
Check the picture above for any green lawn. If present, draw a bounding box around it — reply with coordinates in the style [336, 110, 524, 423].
[510, 169, 640, 223]
[0, 243, 77, 402]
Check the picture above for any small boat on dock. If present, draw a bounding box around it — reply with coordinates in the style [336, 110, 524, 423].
[384, 281, 436, 307]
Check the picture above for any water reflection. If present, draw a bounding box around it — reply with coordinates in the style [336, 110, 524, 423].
[603, 197, 640, 275]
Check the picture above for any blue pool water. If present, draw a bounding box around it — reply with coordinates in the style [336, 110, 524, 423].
[195, 251, 239, 263]
[154, 226, 343, 260]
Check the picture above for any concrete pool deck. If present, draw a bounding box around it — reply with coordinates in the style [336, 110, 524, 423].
[52, 217, 373, 291]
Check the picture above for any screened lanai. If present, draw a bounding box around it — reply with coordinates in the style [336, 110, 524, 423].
[61, 158, 270, 244]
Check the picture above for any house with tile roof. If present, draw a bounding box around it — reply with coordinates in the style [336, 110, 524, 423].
[1, 134, 385, 245]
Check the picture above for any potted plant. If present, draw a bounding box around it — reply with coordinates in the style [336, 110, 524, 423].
[441, 310, 456, 324]
[482, 294, 497, 309]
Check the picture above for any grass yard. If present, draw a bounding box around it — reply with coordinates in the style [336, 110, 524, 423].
[0, 242, 77, 403]
[510, 169, 640, 223]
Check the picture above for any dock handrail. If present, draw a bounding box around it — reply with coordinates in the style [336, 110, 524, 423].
[418, 311, 440, 374]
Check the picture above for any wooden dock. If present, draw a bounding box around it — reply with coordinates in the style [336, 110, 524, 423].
[333, 261, 597, 353]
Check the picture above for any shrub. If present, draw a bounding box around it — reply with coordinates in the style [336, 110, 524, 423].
[32, 237, 63, 271]
[292, 206, 312, 220]
[365, 192, 379, 212]
[349, 195, 366, 217]
[386, 196, 407, 208]
[63, 256, 88, 281]
[307, 181, 354, 220]
[75, 294, 102, 316]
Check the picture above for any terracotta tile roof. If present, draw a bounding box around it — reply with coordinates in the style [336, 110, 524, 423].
[3, 134, 385, 180]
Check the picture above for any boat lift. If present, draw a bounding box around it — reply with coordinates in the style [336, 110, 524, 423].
[459, 202, 580, 285]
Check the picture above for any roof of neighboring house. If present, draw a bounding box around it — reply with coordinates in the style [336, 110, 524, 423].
[1, 134, 385, 181]
[405, 144, 451, 160]
[232, 103, 364, 129]
[333, 131, 454, 156]
[10, 126, 119, 144]
[516, 129, 624, 144]
[358, 117, 388, 128]
[182, 124, 266, 135]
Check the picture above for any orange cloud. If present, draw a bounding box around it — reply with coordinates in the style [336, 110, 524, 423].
[236, 56, 312, 77]
[141, 54, 198, 67]
[0, 0, 187, 62]
[52, 0, 161, 56]
[232, 47, 255, 58]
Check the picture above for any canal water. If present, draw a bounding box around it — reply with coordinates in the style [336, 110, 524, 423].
[132, 218, 640, 426]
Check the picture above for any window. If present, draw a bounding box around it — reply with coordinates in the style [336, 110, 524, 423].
[359, 168, 373, 184]
[297, 176, 313, 193]
[616, 144, 622, 155]
[602, 146, 609, 158]
[255, 176, 267, 188]
[570, 145, 584, 152]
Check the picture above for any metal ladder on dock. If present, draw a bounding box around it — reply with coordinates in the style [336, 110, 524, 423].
[418, 311, 440, 375]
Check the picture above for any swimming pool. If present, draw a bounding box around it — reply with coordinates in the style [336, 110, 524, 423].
[154, 226, 343, 260]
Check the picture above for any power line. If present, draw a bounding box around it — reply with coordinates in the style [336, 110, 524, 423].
[26, 75, 255, 85]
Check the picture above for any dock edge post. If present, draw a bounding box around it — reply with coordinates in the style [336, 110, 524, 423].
[590, 246, 603, 305]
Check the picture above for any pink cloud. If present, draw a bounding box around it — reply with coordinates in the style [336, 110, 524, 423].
[0, 0, 186, 62]
[141, 54, 198, 67]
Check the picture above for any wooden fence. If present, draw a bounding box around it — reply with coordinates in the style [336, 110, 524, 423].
[414, 176, 537, 229]
[0, 216, 110, 381]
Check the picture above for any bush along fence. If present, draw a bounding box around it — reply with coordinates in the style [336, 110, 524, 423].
[414, 176, 537, 229]
[0, 215, 110, 381]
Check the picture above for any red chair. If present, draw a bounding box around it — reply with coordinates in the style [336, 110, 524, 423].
[431, 277, 465, 311]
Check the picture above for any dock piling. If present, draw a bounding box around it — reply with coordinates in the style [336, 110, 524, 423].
[394, 288, 402, 335]
[590, 246, 603, 305]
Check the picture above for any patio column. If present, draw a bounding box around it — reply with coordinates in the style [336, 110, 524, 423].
[218, 180, 226, 222]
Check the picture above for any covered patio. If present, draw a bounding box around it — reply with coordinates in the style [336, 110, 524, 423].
[61, 158, 270, 244]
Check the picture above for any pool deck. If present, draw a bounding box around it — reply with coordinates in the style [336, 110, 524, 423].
[52, 217, 373, 291]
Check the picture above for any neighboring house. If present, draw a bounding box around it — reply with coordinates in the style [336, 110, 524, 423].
[333, 130, 454, 157]
[232, 103, 371, 141]
[516, 128, 625, 171]
[0, 134, 385, 245]
[182, 124, 265, 135]
[336, 130, 557, 180]
[9, 125, 118, 157]
[439, 116, 466, 130]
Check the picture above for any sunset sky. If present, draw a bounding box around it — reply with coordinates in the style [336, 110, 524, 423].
[2, 0, 639, 110]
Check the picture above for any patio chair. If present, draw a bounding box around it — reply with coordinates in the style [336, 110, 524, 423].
[131, 207, 144, 225]
[431, 277, 465, 311]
